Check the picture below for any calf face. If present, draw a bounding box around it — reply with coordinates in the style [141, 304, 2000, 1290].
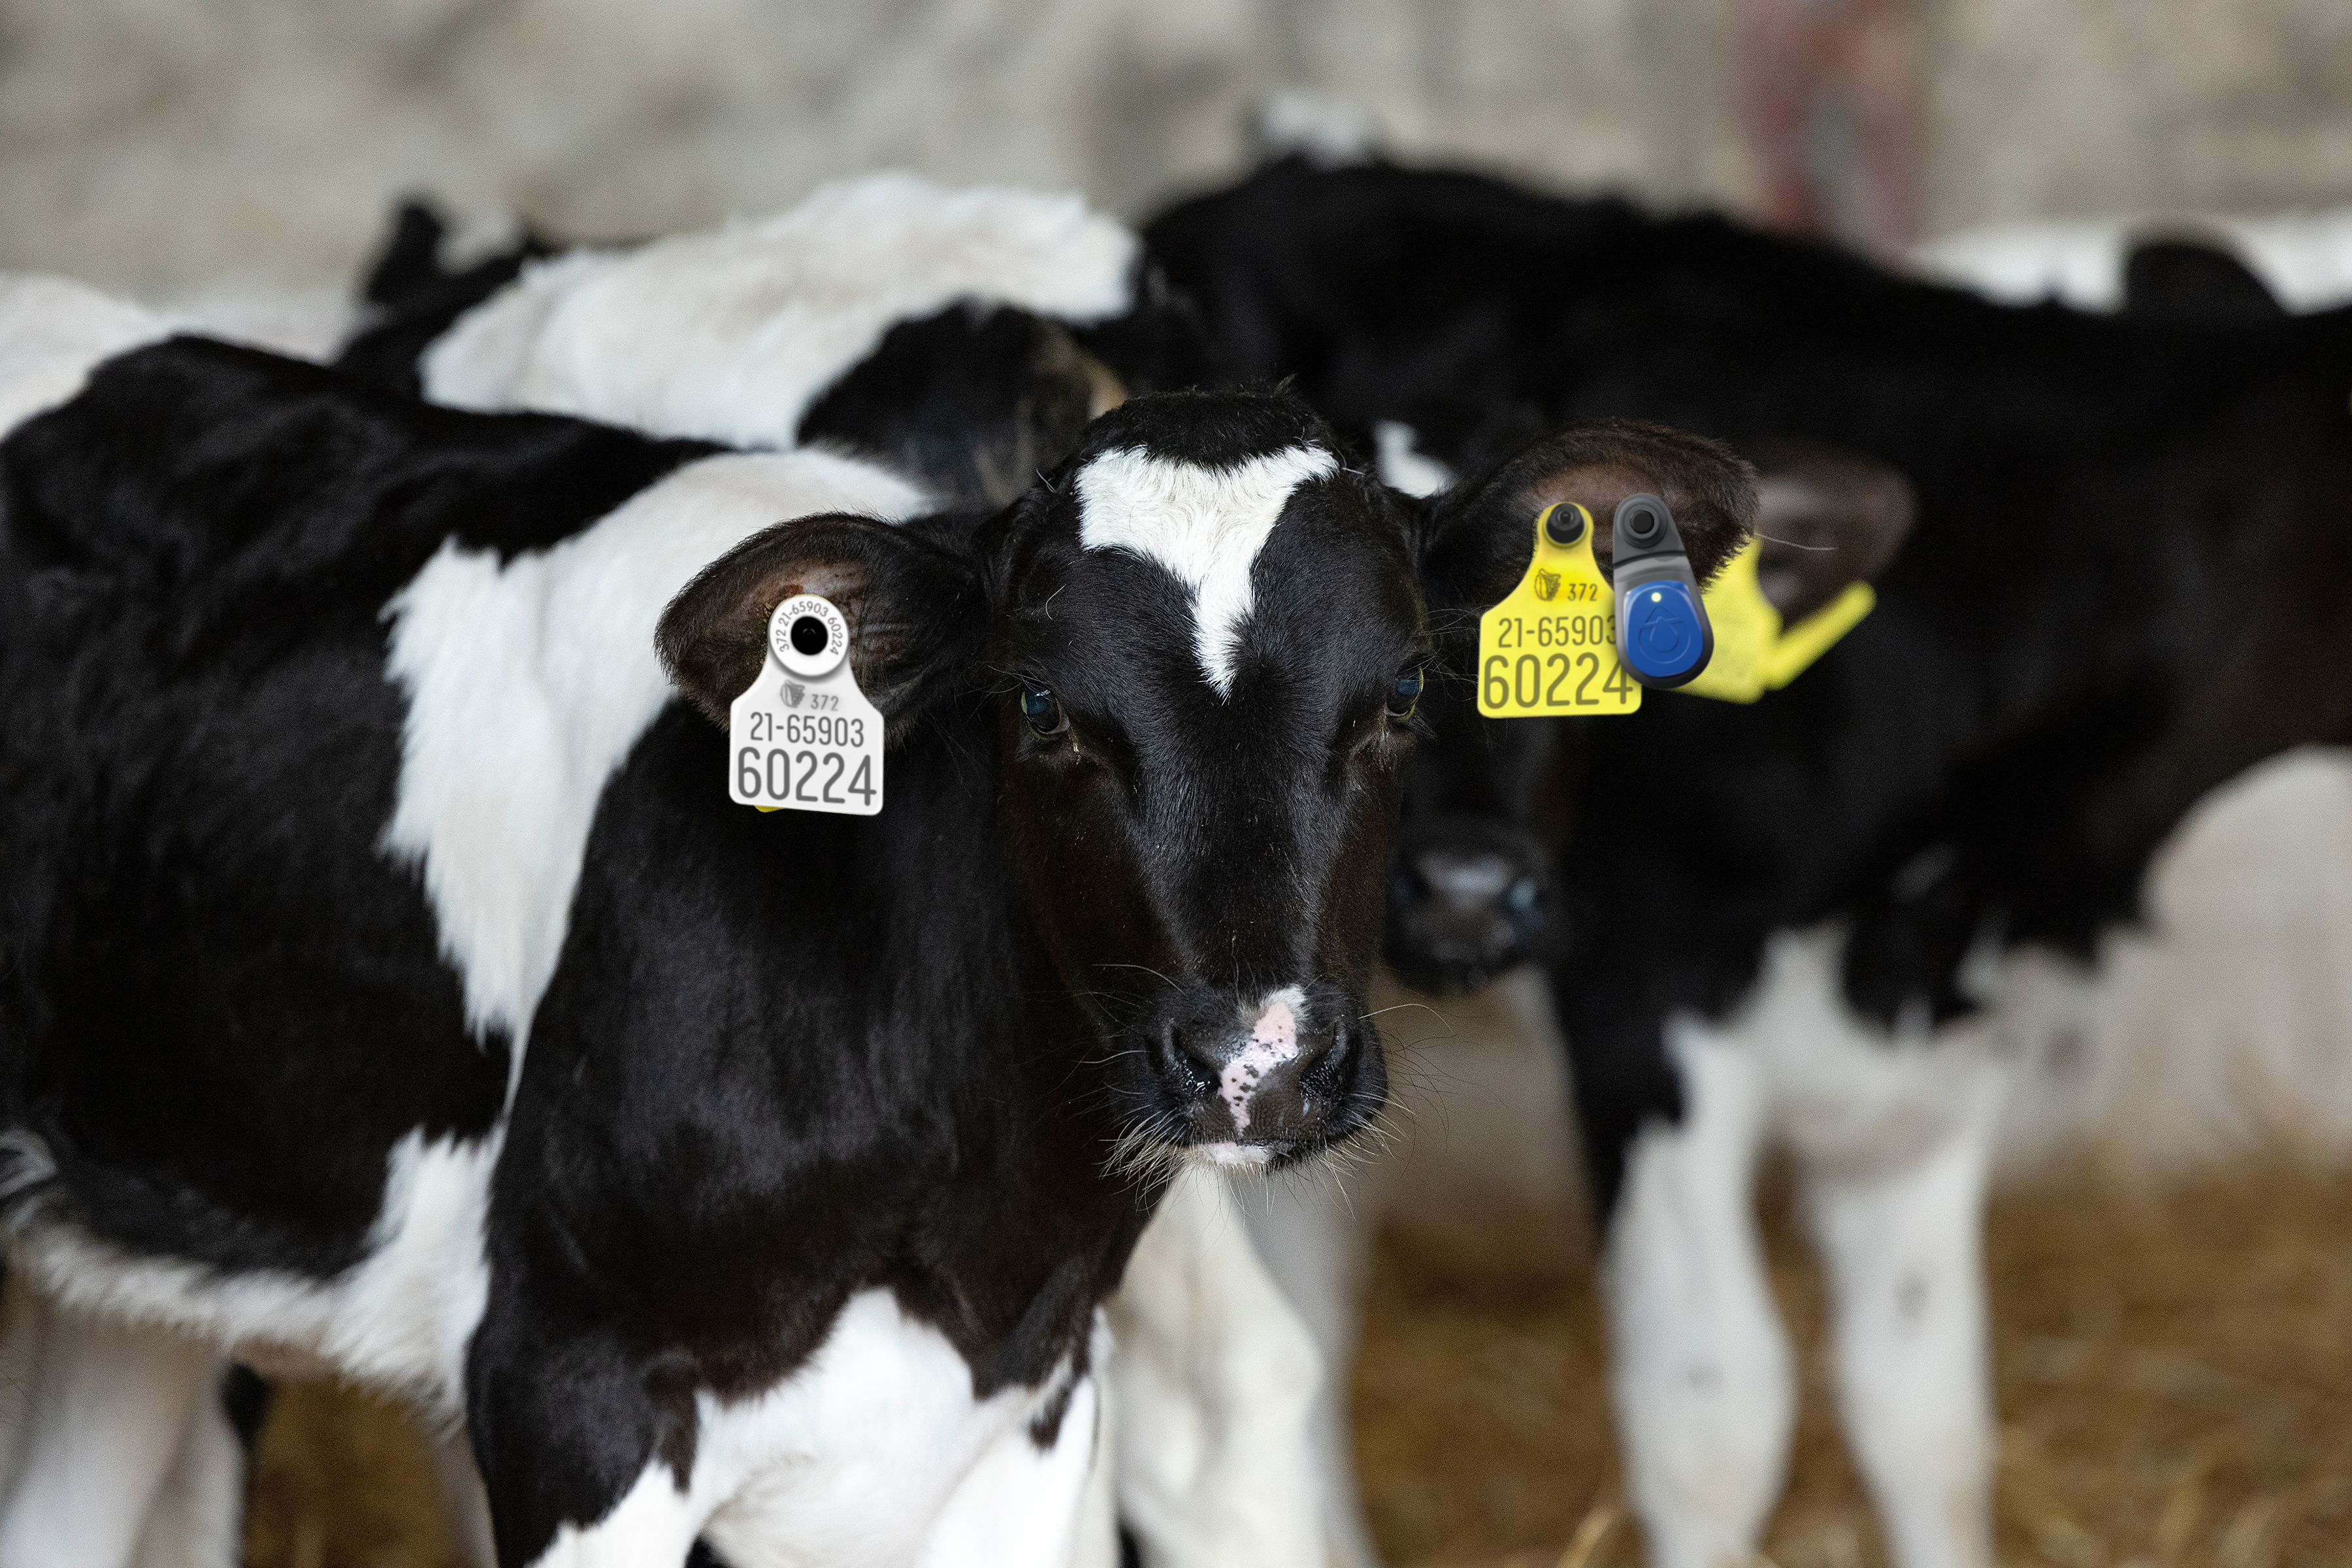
[663, 395, 1754, 1168]
[1384, 421, 1773, 994]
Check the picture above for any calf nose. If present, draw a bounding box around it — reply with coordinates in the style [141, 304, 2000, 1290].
[1152, 987, 1369, 1158]
[1384, 836, 1550, 995]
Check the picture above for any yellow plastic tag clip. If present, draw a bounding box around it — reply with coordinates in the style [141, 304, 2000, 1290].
[1476, 504, 1641, 717]
[1681, 537, 1875, 703]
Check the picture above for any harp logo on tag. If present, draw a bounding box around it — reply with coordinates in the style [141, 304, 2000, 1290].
[728, 593, 885, 816]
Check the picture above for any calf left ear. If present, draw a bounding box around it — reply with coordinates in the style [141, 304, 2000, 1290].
[1416, 417, 1758, 622]
[657, 514, 985, 743]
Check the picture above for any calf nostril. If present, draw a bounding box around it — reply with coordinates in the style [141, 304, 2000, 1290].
[1301, 1018, 1354, 1101]
[1157, 1019, 1215, 1096]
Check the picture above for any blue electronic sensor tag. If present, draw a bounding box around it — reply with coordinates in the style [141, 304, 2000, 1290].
[1620, 580, 1708, 679]
[1609, 493, 1714, 689]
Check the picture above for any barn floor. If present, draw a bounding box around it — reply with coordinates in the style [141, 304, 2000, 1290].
[243, 1152, 2352, 1568]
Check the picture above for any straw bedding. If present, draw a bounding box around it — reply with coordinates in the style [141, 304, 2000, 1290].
[1356, 1152, 2352, 1568]
[242, 1151, 2352, 1568]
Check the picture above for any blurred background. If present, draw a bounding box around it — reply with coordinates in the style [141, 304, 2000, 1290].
[1, 0, 2346, 295]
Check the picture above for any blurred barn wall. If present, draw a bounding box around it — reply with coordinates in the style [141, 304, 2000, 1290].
[0, 0, 2344, 295]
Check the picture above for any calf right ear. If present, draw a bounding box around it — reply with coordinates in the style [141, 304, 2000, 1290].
[1745, 442, 1916, 622]
[657, 514, 986, 743]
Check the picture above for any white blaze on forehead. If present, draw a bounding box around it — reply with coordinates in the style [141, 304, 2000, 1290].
[1218, 987, 1308, 1135]
[1075, 445, 1337, 694]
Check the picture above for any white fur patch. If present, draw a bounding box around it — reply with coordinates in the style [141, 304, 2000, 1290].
[1914, 208, 2352, 312]
[1075, 446, 1336, 694]
[1371, 421, 1452, 498]
[1186, 1143, 1275, 1171]
[0, 274, 171, 440]
[380, 448, 923, 1063]
[422, 172, 1139, 450]
[1249, 89, 1382, 169]
[685, 1293, 1107, 1568]
[15, 1129, 500, 1414]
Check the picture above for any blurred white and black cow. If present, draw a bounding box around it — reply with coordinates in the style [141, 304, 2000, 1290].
[335, 172, 1218, 512]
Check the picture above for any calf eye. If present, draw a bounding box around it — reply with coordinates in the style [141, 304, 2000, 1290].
[1385, 666, 1424, 721]
[1021, 687, 1069, 738]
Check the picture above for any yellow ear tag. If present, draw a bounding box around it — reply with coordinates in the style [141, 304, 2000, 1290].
[1765, 580, 1874, 689]
[1476, 503, 1641, 717]
[1682, 536, 1876, 702]
[1682, 538, 1775, 702]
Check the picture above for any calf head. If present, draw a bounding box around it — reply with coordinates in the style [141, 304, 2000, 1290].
[661, 395, 1754, 1170]
[1388, 420, 1763, 994]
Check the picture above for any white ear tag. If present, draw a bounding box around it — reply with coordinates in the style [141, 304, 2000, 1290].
[728, 593, 885, 816]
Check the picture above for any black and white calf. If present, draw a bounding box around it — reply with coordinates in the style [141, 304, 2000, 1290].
[329, 176, 1364, 1568]
[335, 176, 1364, 1568]
[335, 177, 1379, 1568]
[0, 274, 1750, 1568]
[1145, 157, 2352, 1568]
[336, 172, 1216, 510]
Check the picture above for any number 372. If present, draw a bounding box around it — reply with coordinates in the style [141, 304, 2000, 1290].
[1484, 651, 1634, 709]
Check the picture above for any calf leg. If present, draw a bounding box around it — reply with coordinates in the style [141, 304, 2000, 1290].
[1107, 1168, 1326, 1568]
[0, 1308, 212, 1568]
[1599, 1028, 1791, 1568]
[1798, 1071, 2002, 1568]
[1237, 1170, 1388, 1568]
[470, 1353, 710, 1568]
[129, 1367, 244, 1568]
[0, 1269, 50, 1500]
[907, 1369, 1115, 1568]
[427, 1421, 501, 1568]
[517, 1463, 706, 1568]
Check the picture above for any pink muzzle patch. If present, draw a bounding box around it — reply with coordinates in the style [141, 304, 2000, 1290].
[1218, 997, 1300, 1136]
